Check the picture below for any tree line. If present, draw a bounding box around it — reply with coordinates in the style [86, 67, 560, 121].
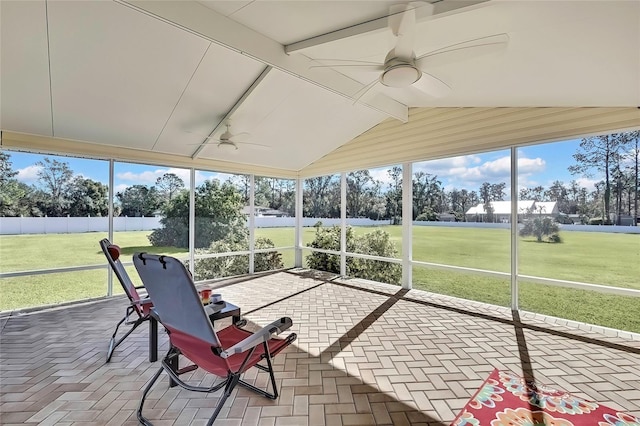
[304, 131, 639, 225]
[1, 130, 638, 224]
[0, 154, 296, 219]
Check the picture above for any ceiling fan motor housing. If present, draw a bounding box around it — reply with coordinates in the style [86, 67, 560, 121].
[380, 57, 421, 88]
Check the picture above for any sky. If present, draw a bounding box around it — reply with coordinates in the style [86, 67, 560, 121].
[368, 138, 600, 196]
[4, 137, 603, 198]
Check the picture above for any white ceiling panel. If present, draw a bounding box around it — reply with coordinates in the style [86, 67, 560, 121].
[2, 0, 639, 174]
[46, 1, 211, 148]
[198, 1, 401, 45]
[197, 69, 386, 170]
[0, 1, 53, 136]
[152, 42, 267, 155]
[301, 0, 640, 107]
[197, 1, 252, 18]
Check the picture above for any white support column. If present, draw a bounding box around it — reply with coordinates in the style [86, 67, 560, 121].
[510, 147, 519, 309]
[294, 178, 303, 267]
[401, 163, 413, 289]
[107, 159, 114, 296]
[189, 168, 196, 273]
[340, 172, 347, 277]
[249, 174, 255, 274]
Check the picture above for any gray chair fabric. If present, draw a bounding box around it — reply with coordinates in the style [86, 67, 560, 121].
[133, 253, 220, 348]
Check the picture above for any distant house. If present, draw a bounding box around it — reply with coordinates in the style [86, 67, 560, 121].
[465, 200, 557, 223]
[532, 202, 559, 216]
[242, 206, 289, 217]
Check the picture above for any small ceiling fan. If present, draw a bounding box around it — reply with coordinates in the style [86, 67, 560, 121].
[189, 123, 269, 151]
[311, 3, 509, 100]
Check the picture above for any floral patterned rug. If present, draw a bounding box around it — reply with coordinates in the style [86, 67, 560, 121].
[451, 369, 640, 426]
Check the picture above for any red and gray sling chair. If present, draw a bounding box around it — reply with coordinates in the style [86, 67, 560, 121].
[133, 253, 297, 426]
[99, 238, 154, 363]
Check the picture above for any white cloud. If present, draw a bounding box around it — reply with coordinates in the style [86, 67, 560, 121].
[368, 168, 392, 185]
[414, 155, 482, 175]
[451, 156, 511, 184]
[332, 154, 547, 193]
[16, 165, 42, 183]
[114, 183, 129, 193]
[116, 167, 193, 186]
[575, 177, 599, 191]
[518, 157, 546, 174]
[414, 154, 546, 190]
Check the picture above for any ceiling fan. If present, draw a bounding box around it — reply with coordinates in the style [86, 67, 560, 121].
[311, 3, 509, 100]
[189, 123, 269, 151]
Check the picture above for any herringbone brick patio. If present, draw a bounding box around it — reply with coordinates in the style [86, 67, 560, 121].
[1, 270, 639, 425]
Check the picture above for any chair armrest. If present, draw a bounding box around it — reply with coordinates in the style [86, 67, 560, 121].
[220, 317, 293, 359]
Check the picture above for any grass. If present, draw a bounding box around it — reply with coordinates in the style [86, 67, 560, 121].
[409, 226, 640, 289]
[1, 226, 638, 333]
[0, 231, 188, 272]
[412, 267, 640, 333]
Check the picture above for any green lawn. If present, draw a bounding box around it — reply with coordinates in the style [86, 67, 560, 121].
[1, 226, 638, 333]
[409, 226, 639, 289]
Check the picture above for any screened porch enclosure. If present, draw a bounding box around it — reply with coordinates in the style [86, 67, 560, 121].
[1, 271, 639, 425]
[1, 1, 640, 423]
[2, 134, 640, 335]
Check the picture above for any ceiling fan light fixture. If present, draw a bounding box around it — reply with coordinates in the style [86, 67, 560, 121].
[380, 63, 421, 88]
[218, 141, 238, 151]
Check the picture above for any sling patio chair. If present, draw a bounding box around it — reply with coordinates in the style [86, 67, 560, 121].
[133, 252, 297, 426]
[99, 238, 154, 363]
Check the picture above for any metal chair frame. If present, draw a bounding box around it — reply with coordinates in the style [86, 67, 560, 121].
[99, 238, 153, 362]
[133, 253, 297, 426]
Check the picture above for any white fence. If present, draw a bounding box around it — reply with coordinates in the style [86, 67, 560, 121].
[1, 216, 638, 235]
[0, 216, 386, 235]
[0, 216, 162, 235]
[413, 221, 640, 234]
[256, 217, 386, 228]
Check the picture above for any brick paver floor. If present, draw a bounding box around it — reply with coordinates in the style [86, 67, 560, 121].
[1, 270, 639, 425]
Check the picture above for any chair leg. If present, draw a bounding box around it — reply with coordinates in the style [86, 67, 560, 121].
[136, 365, 164, 426]
[106, 313, 145, 363]
[238, 342, 279, 399]
[207, 373, 241, 426]
[263, 342, 278, 399]
[106, 315, 127, 363]
[137, 347, 233, 426]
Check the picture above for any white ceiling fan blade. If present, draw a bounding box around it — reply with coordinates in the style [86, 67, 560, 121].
[237, 141, 270, 150]
[230, 132, 251, 143]
[388, 4, 415, 59]
[352, 78, 380, 104]
[413, 71, 451, 98]
[186, 138, 221, 145]
[415, 33, 509, 70]
[185, 128, 256, 145]
[310, 60, 384, 73]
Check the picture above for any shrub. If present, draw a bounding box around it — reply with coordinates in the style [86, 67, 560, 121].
[415, 208, 438, 221]
[149, 180, 246, 249]
[306, 225, 401, 285]
[194, 237, 283, 280]
[305, 223, 344, 273]
[519, 217, 561, 243]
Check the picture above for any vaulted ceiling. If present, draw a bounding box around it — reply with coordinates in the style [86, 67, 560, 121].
[1, 1, 639, 177]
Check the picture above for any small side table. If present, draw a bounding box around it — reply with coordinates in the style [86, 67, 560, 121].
[208, 301, 241, 325]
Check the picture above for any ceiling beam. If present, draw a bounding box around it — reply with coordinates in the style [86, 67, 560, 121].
[119, 0, 408, 122]
[191, 66, 272, 160]
[284, 0, 489, 55]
